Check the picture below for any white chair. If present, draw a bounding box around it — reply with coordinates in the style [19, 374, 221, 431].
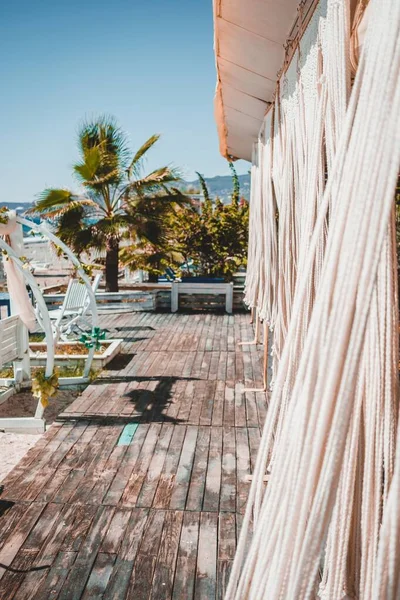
[47, 274, 101, 340]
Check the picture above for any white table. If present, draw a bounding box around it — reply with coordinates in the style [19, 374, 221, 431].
[171, 282, 234, 313]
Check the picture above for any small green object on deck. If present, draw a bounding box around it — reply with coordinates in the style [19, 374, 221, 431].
[117, 424, 139, 446]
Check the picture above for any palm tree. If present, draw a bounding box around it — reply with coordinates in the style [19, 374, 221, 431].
[29, 116, 188, 291]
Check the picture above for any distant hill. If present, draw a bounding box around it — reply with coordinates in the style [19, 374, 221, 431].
[183, 173, 251, 202]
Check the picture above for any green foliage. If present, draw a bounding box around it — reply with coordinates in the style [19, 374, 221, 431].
[229, 161, 240, 204]
[29, 115, 188, 291]
[173, 173, 249, 280]
[196, 172, 211, 203]
[32, 368, 59, 408]
[0, 206, 10, 225]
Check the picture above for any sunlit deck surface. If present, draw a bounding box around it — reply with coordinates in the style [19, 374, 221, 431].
[0, 312, 266, 600]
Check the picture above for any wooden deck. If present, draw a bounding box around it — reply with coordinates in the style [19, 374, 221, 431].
[0, 312, 266, 599]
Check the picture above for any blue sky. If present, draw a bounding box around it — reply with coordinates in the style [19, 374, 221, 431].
[0, 0, 248, 205]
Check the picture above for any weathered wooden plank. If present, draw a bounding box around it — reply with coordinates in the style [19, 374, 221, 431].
[169, 426, 198, 510]
[103, 424, 149, 506]
[35, 467, 71, 503]
[165, 379, 187, 421]
[245, 390, 259, 428]
[190, 352, 205, 379]
[218, 512, 236, 561]
[199, 380, 216, 426]
[61, 504, 99, 553]
[152, 426, 186, 509]
[226, 352, 236, 382]
[172, 511, 200, 600]
[220, 426, 236, 512]
[100, 508, 132, 554]
[217, 560, 233, 600]
[136, 424, 174, 508]
[34, 505, 76, 567]
[68, 427, 121, 505]
[89, 443, 130, 506]
[52, 468, 86, 504]
[223, 383, 235, 427]
[199, 351, 212, 380]
[256, 390, 268, 427]
[177, 380, 195, 423]
[248, 427, 261, 473]
[30, 551, 76, 600]
[22, 424, 90, 502]
[235, 427, 251, 514]
[0, 503, 46, 581]
[61, 423, 99, 469]
[234, 351, 244, 383]
[217, 351, 227, 381]
[194, 512, 218, 599]
[57, 505, 115, 600]
[126, 510, 166, 600]
[82, 552, 116, 599]
[212, 380, 225, 426]
[3, 423, 76, 499]
[120, 423, 161, 507]
[150, 510, 184, 599]
[22, 503, 63, 552]
[208, 351, 220, 380]
[234, 382, 246, 427]
[0, 505, 29, 552]
[182, 351, 196, 377]
[250, 347, 263, 386]
[242, 351, 254, 386]
[188, 381, 204, 425]
[0, 548, 38, 600]
[102, 508, 149, 600]
[203, 428, 222, 512]
[186, 426, 211, 511]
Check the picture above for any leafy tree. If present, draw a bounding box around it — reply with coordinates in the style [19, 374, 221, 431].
[29, 116, 188, 291]
[174, 168, 249, 279]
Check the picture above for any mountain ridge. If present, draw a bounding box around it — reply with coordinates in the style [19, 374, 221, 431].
[183, 173, 250, 201]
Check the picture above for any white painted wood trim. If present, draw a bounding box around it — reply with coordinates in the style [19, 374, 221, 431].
[171, 282, 234, 313]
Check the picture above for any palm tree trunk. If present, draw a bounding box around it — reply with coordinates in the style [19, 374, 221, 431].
[105, 238, 119, 292]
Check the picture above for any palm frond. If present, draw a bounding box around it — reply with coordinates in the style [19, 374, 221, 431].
[127, 133, 160, 180]
[78, 115, 129, 163]
[81, 167, 122, 188]
[27, 189, 96, 218]
[73, 146, 102, 183]
[125, 166, 182, 199]
[91, 214, 133, 239]
[76, 116, 130, 189]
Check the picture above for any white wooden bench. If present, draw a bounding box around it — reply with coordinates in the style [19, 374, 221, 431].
[0, 316, 45, 433]
[171, 282, 234, 313]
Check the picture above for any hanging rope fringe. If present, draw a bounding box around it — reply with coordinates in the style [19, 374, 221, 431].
[228, 0, 400, 597]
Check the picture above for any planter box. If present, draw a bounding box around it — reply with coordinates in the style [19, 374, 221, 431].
[29, 339, 122, 369]
[171, 282, 234, 313]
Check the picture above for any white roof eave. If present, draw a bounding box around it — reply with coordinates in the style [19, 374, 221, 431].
[213, 0, 300, 161]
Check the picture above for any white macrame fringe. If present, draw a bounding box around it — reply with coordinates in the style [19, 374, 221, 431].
[228, 0, 400, 597]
